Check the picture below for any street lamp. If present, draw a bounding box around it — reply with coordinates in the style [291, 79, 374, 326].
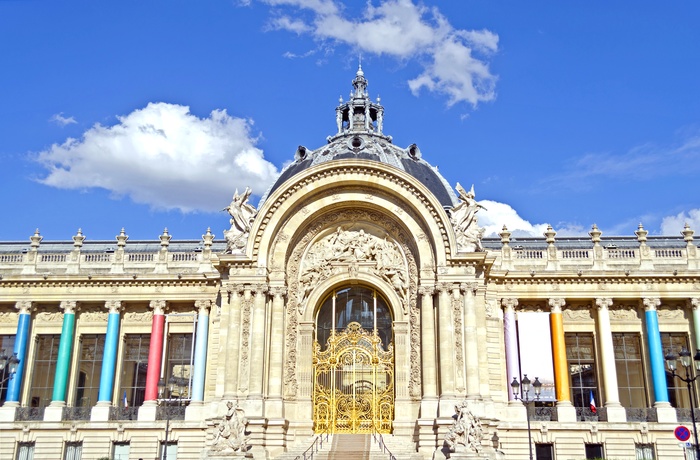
[0, 350, 20, 384]
[157, 376, 189, 460]
[665, 348, 700, 460]
[511, 374, 542, 460]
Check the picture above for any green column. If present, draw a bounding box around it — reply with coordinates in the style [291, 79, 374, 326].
[52, 301, 77, 403]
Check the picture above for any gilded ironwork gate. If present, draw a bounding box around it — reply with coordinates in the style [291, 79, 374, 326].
[313, 322, 394, 433]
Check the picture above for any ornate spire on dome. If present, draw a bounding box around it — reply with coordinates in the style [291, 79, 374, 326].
[329, 65, 390, 143]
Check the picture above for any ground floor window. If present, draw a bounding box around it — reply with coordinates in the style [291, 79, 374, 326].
[16, 442, 34, 460]
[64, 441, 82, 460]
[635, 443, 655, 460]
[535, 443, 554, 460]
[585, 443, 604, 459]
[112, 442, 129, 460]
[160, 441, 177, 460]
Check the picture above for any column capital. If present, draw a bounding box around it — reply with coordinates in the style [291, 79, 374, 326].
[548, 298, 566, 313]
[436, 282, 452, 294]
[418, 285, 435, 296]
[194, 299, 213, 314]
[595, 298, 613, 310]
[501, 298, 519, 310]
[270, 286, 287, 298]
[60, 300, 78, 314]
[226, 283, 245, 297]
[149, 299, 167, 315]
[253, 284, 269, 296]
[460, 282, 478, 294]
[15, 300, 33, 315]
[105, 300, 122, 315]
[689, 298, 700, 310]
[642, 297, 661, 311]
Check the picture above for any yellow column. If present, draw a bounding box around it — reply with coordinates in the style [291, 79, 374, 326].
[548, 298, 570, 403]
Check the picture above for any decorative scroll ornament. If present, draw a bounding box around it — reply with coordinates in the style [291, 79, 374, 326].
[223, 187, 257, 254]
[211, 401, 249, 453]
[445, 400, 484, 454]
[450, 183, 486, 252]
[297, 226, 409, 315]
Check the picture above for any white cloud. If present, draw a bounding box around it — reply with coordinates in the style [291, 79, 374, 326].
[479, 200, 550, 238]
[35, 103, 279, 213]
[661, 209, 700, 236]
[50, 113, 77, 126]
[262, 0, 498, 107]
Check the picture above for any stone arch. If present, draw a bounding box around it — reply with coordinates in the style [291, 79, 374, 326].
[252, 159, 455, 270]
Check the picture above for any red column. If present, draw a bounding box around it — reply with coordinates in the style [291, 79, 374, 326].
[145, 301, 166, 402]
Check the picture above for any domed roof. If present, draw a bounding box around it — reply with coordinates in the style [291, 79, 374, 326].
[259, 66, 458, 209]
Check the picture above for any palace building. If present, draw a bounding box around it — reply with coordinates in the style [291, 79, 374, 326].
[1, 67, 699, 460]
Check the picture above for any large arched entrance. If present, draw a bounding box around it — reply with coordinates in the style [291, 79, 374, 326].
[313, 286, 394, 433]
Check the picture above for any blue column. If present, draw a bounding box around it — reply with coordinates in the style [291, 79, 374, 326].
[52, 301, 77, 404]
[191, 300, 210, 402]
[98, 301, 121, 404]
[644, 298, 668, 404]
[6, 301, 32, 405]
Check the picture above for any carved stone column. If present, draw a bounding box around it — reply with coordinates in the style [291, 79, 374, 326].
[437, 282, 456, 413]
[502, 298, 519, 403]
[642, 298, 670, 406]
[224, 285, 244, 398]
[595, 298, 625, 422]
[549, 298, 575, 422]
[690, 298, 700, 352]
[267, 286, 287, 419]
[248, 284, 269, 403]
[419, 285, 438, 416]
[461, 283, 480, 399]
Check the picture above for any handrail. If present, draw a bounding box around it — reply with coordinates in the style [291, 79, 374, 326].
[294, 428, 330, 460]
[371, 427, 397, 460]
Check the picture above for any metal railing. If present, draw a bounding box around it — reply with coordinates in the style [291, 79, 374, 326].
[294, 428, 330, 460]
[372, 426, 397, 460]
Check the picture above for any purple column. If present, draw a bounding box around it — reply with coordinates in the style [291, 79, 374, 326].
[502, 298, 520, 401]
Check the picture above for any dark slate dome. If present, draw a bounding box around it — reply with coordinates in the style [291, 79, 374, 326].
[258, 66, 458, 209]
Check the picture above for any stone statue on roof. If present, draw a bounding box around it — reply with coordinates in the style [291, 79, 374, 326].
[223, 187, 257, 254]
[450, 183, 486, 252]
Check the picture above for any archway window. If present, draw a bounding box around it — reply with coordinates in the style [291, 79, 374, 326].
[316, 287, 392, 350]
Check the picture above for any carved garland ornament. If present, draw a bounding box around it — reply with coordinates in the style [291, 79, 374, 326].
[284, 209, 422, 399]
[239, 293, 253, 393]
[452, 288, 465, 393]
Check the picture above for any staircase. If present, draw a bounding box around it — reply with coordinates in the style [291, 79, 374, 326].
[275, 434, 423, 460]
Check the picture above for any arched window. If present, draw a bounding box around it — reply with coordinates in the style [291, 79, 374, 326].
[316, 287, 393, 350]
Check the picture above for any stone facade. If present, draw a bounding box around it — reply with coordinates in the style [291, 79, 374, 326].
[0, 68, 699, 460]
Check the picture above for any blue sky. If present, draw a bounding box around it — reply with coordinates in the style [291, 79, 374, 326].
[1, 1, 699, 242]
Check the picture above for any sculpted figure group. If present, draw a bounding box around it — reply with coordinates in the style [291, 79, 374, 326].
[211, 401, 249, 453]
[223, 187, 257, 254]
[450, 183, 486, 252]
[298, 227, 408, 313]
[445, 400, 484, 454]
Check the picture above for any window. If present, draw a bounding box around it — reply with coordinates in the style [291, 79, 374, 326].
[16, 442, 34, 460]
[75, 335, 105, 407]
[160, 441, 177, 460]
[662, 332, 692, 408]
[316, 287, 393, 350]
[635, 443, 654, 460]
[613, 333, 647, 408]
[64, 441, 82, 460]
[535, 443, 554, 460]
[120, 334, 150, 407]
[0, 335, 16, 404]
[29, 335, 61, 408]
[566, 333, 598, 409]
[112, 442, 130, 460]
[164, 334, 193, 398]
[585, 443, 604, 459]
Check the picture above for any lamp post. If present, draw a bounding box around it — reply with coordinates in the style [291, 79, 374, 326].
[157, 376, 188, 460]
[0, 350, 20, 384]
[665, 348, 700, 460]
[511, 374, 542, 460]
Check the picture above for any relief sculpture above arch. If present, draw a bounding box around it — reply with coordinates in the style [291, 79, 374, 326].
[282, 208, 423, 400]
